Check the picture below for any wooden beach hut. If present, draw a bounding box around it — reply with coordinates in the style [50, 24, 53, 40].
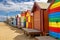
[22, 2, 50, 36]
[32, 2, 50, 36]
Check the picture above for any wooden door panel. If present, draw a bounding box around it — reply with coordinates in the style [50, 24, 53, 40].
[34, 10, 40, 30]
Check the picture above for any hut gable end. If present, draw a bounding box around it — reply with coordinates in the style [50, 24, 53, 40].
[32, 2, 50, 12]
[36, 2, 50, 9]
[32, 2, 40, 12]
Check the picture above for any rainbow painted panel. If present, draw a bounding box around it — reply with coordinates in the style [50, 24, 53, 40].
[49, 0, 60, 39]
[55, 0, 60, 3]
[49, 7, 60, 13]
[49, 22, 60, 28]
[50, 2, 60, 9]
[49, 27, 60, 33]
[49, 12, 60, 18]
[49, 18, 60, 22]
[49, 31, 60, 38]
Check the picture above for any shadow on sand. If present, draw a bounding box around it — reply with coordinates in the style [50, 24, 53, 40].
[14, 34, 35, 40]
[7, 24, 35, 40]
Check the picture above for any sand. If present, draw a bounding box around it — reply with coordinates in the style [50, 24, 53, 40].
[0, 22, 35, 40]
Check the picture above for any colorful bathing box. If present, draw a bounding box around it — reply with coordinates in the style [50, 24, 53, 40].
[49, 0, 60, 39]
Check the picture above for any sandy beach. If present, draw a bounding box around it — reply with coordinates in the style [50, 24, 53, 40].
[0, 22, 35, 40]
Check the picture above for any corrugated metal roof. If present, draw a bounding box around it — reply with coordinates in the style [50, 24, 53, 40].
[37, 2, 50, 9]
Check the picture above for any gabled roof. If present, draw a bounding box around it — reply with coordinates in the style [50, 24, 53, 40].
[36, 2, 50, 9]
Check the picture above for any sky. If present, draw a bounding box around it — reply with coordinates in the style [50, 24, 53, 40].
[0, 0, 48, 16]
[0, 0, 34, 16]
[0, 0, 48, 21]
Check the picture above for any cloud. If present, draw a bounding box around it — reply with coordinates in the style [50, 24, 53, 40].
[0, 0, 48, 12]
[0, 0, 34, 12]
[0, 1, 20, 12]
[0, 15, 7, 17]
[35, 0, 48, 2]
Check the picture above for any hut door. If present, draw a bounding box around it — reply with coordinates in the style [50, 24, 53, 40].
[43, 9, 49, 35]
[33, 10, 40, 31]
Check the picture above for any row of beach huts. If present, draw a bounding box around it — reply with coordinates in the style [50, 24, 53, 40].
[5, 0, 60, 40]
